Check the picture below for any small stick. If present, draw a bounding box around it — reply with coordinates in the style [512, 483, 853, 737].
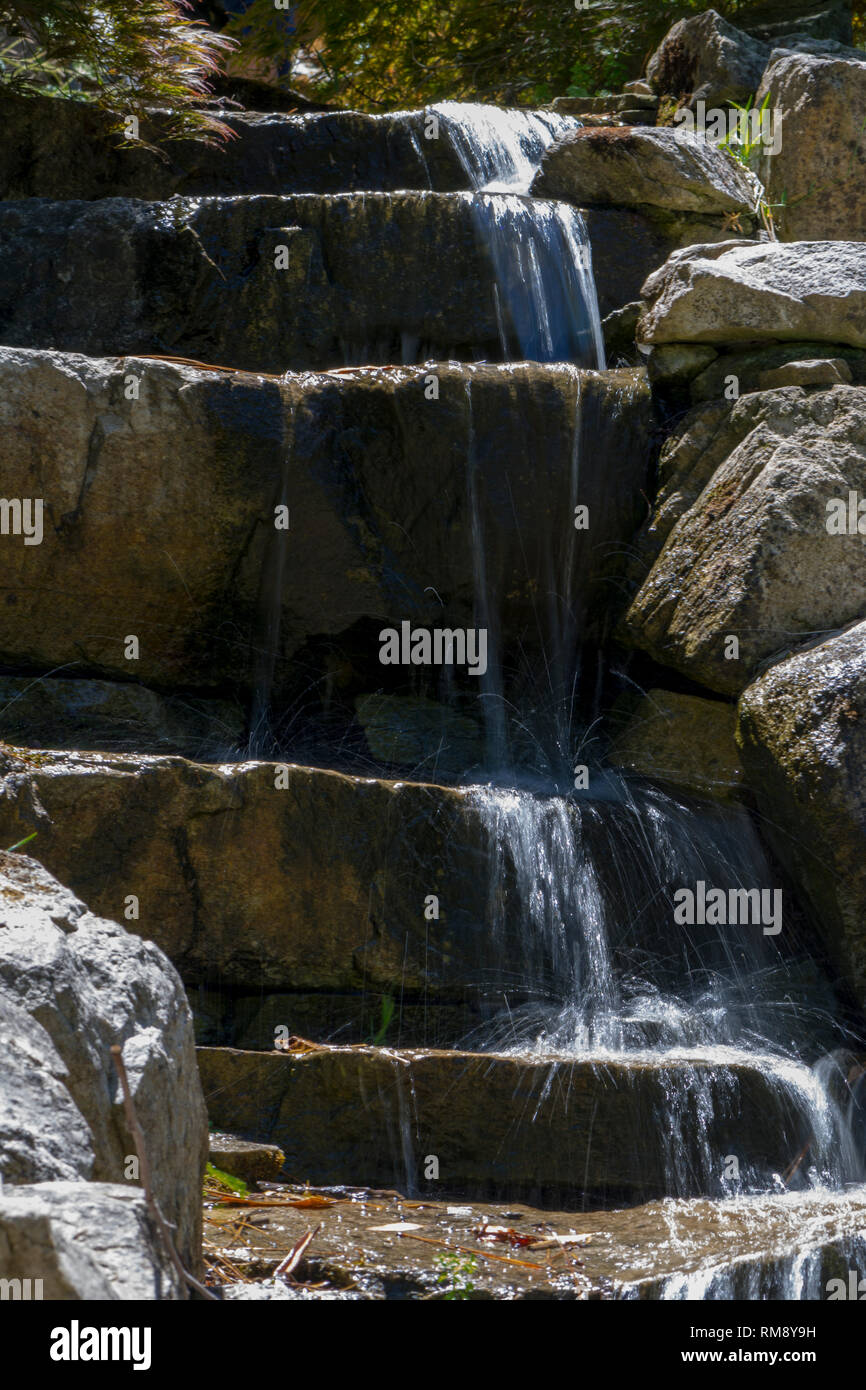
[782, 1136, 813, 1186]
[110, 1044, 218, 1301]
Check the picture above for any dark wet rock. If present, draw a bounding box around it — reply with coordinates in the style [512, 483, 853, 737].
[737, 621, 866, 1004]
[688, 341, 866, 401]
[608, 689, 742, 801]
[0, 94, 469, 201]
[0, 677, 243, 760]
[757, 51, 866, 240]
[622, 386, 866, 694]
[0, 851, 207, 1272]
[0, 192, 537, 372]
[756, 358, 854, 389]
[208, 1133, 285, 1187]
[196, 1044, 817, 1204]
[0, 751, 500, 997]
[0, 351, 651, 713]
[204, 988, 487, 1051]
[639, 240, 866, 349]
[354, 694, 482, 777]
[0, 1182, 182, 1300]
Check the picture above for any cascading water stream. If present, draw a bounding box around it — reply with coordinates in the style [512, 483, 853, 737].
[432, 113, 866, 1234]
[431, 103, 606, 367]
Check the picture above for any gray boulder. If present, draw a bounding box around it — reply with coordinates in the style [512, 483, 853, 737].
[0, 851, 207, 1273]
[623, 385, 866, 694]
[0, 1182, 181, 1300]
[757, 52, 866, 240]
[638, 240, 866, 348]
[737, 621, 866, 1005]
[531, 125, 763, 216]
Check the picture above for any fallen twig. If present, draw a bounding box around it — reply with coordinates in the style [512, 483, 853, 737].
[111, 1043, 218, 1301]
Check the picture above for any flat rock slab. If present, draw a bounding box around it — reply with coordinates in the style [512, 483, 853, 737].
[0, 192, 601, 372]
[738, 620, 866, 1006]
[0, 1181, 182, 1300]
[623, 386, 866, 694]
[209, 1134, 286, 1187]
[196, 1044, 814, 1204]
[638, 241, 866, 348]
[0, 95, 469, 200]
[207, 1181, 866, 1300]
[0, 351, 650, 709]
[531, 126, 762, 216]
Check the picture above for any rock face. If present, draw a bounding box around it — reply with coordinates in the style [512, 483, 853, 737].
[0, 851, 207, 1274]
[737, 622, 866, 1004]
[197, 1045, 811, 1203]
[532, 126, 762, 216]
[0, 351, 651, 720]
[0, 192, 603, 371]
[0, 677, 243, 760]
[757, 52, 866, 240]
[622, 386, 866, 695]
[0, 1182, 181, 1300]
[608, 689, 742, 800]
[638, 241, 866, 348]
[0, 94, 470, 201]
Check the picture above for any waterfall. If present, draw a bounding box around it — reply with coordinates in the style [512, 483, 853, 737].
[431, 102, 606, 368]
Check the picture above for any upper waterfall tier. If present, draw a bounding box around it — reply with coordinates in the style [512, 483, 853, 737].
[0, 94, 581, 200]
[0, 192, 603, 371]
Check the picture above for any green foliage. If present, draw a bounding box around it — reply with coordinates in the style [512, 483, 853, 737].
[226, 0, 759, 110]
[369, 994, 396, 1047]
[433, 1250, 477, 1299]
[204, 1162, 249, 1195]
[4, 831, 36, 852]
[0, 0, 235, 140]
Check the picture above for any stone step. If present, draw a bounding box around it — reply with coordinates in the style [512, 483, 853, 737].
[0, 94, 469, 201]
[205, 1181, 866, 1299]
[0, 749, 768, 1012]
[196, 1044, 815, 1204]
[0, 351, 650, 714]
[0, 190, 610, 371]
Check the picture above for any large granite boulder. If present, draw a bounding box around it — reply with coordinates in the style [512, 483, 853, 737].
[645, 7, 860, 105]
[0, 1182, 181, 1300]
[757, 52, 866, 240]
[622, 386, 866, 695]
[0, 851, 207, 1274]
[531, 126, 762, 216]
[737, 621, 866, 1005]
[638, 241, 866, 348]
